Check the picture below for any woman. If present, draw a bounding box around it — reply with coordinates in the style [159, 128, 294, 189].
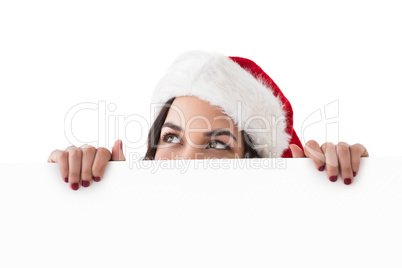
[48, 51, 369, 190]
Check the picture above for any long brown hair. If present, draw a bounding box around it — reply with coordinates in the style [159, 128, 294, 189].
[142, 97, 260, 160]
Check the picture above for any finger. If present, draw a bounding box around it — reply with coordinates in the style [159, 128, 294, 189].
[349, 143, 369, 177]
[364, 149, 369, 157]
[336, 142, 354, 185]
[92, 147, 112, 182]
[321, 142, 339, 182]
[111, 139, 126, 161]
[66, 146, 82, 191]
[304, 140, 326, 171]
[48, 149, 69, 183]
[65, 145, 77, 151]
[79, 144, 97, 187]
[289, 144, 306, 158]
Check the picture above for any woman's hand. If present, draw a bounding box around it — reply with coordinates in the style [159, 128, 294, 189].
[289, 140, 369, 185]
[47, 139, 126, 190]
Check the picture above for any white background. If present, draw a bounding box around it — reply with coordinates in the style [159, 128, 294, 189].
[1, 2, 402, 266]
[1, 0, 401, 162]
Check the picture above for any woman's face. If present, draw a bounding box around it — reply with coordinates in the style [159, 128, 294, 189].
[154, 96, 245, 160]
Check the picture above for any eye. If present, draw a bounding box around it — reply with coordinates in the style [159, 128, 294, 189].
[207, 140, 230, 150]
[162, 133, 181, 144]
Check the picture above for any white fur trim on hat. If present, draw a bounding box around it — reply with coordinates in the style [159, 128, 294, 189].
[150, 50, 292, 158]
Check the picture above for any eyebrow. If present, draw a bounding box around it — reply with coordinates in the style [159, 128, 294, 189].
[161, 122, 238, 143]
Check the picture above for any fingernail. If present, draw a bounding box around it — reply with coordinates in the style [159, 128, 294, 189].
[353, 171, 356, 177]
[64, 177, 68, 183]
[82, 180, 90, 187]
[329, 176, 338, 182]
[344, 178, 352, 185]
[319, 165, 325, 171]
[93, 176, 101, 182]
[120, 141, 123, 150]
[71, 183, 79, 190]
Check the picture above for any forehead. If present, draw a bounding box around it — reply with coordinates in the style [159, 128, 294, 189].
[165, 96, 237, 130]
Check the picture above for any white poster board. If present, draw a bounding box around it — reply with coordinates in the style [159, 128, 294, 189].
[1, 157, 401, 267]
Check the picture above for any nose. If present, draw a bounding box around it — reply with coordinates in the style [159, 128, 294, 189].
[177, 145, 205, 160]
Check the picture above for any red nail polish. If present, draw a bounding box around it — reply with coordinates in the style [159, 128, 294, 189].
[82, 180, 90, 187]
[93, 176, 101, 182]
[329, 176, 338, 182]
[71, 183, 79, 190]
[353, 172, 356, 177]
[344, 178, 352, 185]
[319, 166, 325, 171]
[64, 177, 68, 183]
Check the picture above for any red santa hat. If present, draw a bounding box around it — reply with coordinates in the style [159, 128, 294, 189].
[150, 50, 304, 158]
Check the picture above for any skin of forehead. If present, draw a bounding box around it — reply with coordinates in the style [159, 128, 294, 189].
[165, 96, 239, 135]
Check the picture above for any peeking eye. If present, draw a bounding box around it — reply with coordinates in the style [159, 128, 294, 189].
[207, 140, 230, 150]
[162, 133, 181, 144]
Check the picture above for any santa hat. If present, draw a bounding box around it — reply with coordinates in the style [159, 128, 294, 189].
[150, 50, 303, 158]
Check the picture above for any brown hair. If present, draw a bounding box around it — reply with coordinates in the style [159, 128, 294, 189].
[142, 97, 260, 160]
